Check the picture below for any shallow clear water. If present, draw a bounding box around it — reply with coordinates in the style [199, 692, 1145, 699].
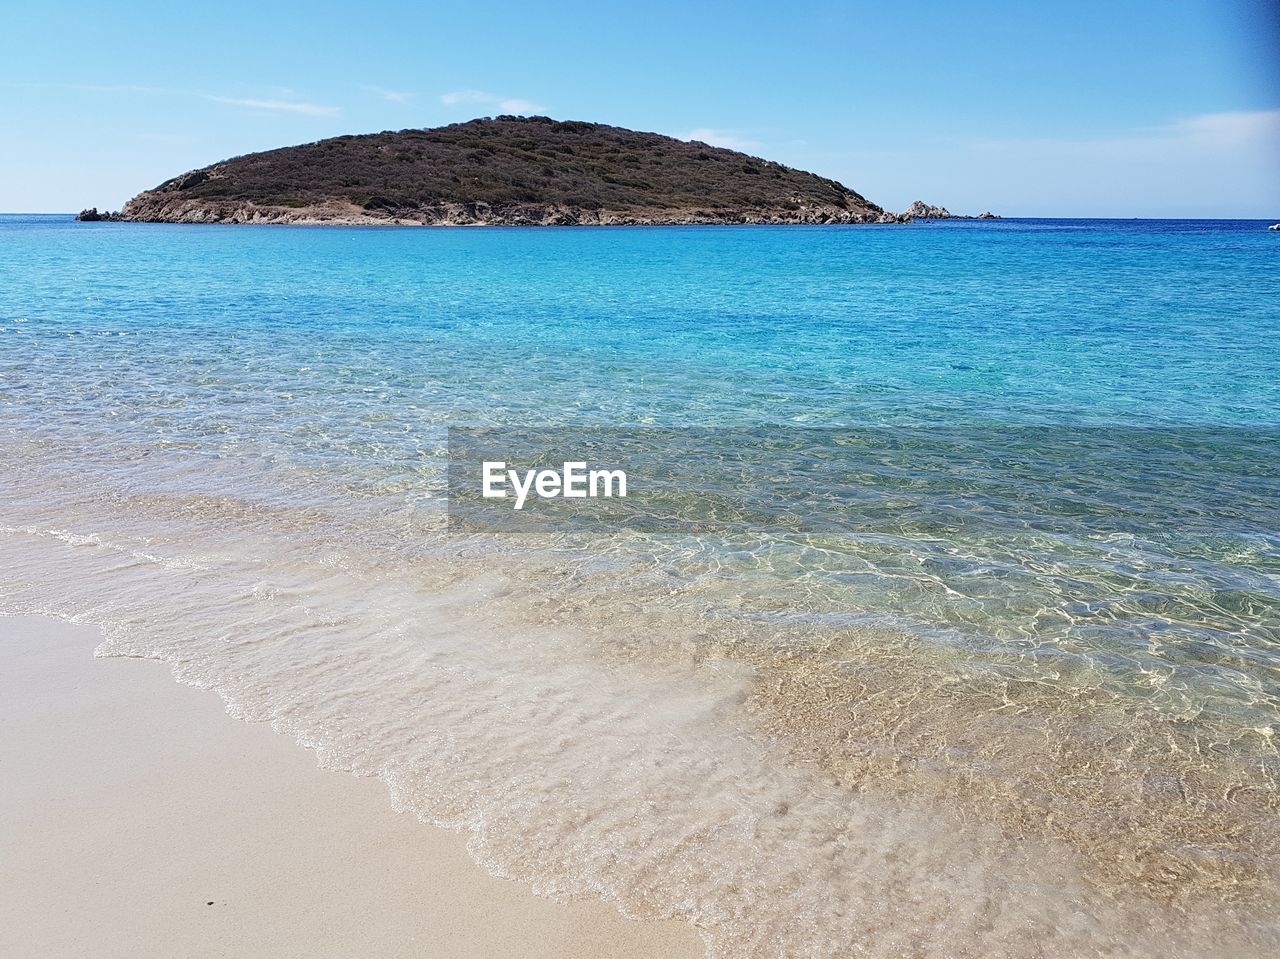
[1, 215, 1278, 956]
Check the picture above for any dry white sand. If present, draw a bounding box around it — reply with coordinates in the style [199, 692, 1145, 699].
[0, 614, 704, 959]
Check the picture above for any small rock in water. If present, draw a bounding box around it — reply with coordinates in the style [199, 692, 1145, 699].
[901, 201, 1001, 220]
[902, 200, 954, 219]
[75, 208, 120, 222]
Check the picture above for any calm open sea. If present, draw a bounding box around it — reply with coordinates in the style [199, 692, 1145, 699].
[2, 215, 1278, 956]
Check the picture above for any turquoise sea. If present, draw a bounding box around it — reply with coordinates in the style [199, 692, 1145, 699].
[1, 215, 1278, 957]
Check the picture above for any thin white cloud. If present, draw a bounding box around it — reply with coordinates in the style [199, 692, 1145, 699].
[362, 84, 413, 105]
[205, 95, 340, 117]
[15, 81, 343, 119]
[440, 89, 491, 106]
[16, 82, 342, 119]
[681, 128, 761, 151]
[440, 90, 544, 114]
[1163, 109, 1280, 148]
[499, 98, 542, 114]
[956, 110, 1280, 176]
[833, 109, 1280, 218]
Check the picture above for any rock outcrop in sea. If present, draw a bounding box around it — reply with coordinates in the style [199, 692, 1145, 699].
[75, 208, 121, 222]
[901, 200, 1001, 221]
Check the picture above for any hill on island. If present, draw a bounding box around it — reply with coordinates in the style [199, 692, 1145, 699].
[108, 116, 903, 226]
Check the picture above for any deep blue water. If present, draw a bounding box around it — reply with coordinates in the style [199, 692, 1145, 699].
[4, 215, 1278, 430]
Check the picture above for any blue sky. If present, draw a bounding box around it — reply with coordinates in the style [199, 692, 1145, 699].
[2, 0, 1277, 216]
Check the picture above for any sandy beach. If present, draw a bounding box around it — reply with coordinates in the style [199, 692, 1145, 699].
[0, 614, 704, 959]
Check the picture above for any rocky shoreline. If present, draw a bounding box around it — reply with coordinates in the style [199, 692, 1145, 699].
[78, 199, 999, 227]
[81, 199, 909, 227]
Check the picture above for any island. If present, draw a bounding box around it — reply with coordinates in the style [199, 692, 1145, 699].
[85, 116, 919, 227]
[80, 117, 999, 227]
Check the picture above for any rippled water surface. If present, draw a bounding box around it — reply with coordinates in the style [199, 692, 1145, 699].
[2, 215, 1278, 956]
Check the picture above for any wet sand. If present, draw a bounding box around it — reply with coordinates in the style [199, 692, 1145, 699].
[0, 614, 704, 959]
